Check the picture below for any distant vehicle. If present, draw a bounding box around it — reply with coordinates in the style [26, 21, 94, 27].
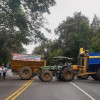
[11, 53, 46, 79]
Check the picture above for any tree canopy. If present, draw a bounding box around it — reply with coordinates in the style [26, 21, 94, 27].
[33, 12, 100, 65]
[0, 0, 56, 65]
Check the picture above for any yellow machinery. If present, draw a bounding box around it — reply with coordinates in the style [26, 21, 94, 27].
[11, 53, 46, 79]
[72, 48, 98, 80]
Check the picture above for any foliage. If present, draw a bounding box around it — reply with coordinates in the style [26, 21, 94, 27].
[33, 12, 100, 65]
[0, 0, 56, 65]
[32, 40, 62, 65]
[90, 29, 100, 52]
[55, 12, 100, 64]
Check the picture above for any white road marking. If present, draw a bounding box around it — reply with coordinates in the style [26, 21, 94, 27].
[70, 82, 95, 100]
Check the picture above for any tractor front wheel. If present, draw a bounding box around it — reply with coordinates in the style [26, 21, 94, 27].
[41, 70, 53, 82]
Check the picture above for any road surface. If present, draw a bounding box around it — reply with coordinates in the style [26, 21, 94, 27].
[0, 75, 100, 100]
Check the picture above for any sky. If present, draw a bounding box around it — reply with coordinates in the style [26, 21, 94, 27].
[23, 0, 100, 54]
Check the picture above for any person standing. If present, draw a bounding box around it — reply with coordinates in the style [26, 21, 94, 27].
[0, 66, 2, 80]
[2, 65, 7, 79]
[1, 64, 7, 79]
[7, 63, 10, 69]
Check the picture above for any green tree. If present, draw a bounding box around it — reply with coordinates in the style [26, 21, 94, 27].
[33, 12, 100, 65]
[33, 39, 62, 65]
[90, 28, 100, 52]
[0, 0, 56, 65]
[91, 14, 100, 34]
[55, 12, 93, 64]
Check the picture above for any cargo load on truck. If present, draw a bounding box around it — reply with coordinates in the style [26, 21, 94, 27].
[11, 53, 46, 79]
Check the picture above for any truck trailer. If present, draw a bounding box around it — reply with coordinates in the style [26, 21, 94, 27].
[11, 53, 46, 79]
[73, 48, 100, 80]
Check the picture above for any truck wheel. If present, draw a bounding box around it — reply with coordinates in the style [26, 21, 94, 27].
[19, 66, 32, 80]
[41, 70, 53, 82]
[60, 67, 74, 81]
[77, 75, 89, 80]
[91, 69, 100, 81]
[91, 74, 98, 80]
[96, 69, 100, 80]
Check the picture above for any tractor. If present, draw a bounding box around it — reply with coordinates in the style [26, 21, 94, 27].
[38, 56, 74, 82]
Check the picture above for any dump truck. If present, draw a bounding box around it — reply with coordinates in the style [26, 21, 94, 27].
[73, 48, 100, 80]
[11, 53, 46, 79]
[38, 56, 74, 82]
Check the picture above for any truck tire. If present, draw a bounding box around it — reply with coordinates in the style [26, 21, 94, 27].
[19, 66, 32, 80]
[60, 67, 74, 81]
[91, 69, 100, 81]
[77, 75, 89, 80]
[96, 69, 100, 80]
[41, 70, 53, 82]
[91, 74, 98, 80]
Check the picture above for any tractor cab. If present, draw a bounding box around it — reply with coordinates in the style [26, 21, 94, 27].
[53, 56, 73, 69]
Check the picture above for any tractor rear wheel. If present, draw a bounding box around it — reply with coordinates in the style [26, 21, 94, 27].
[60, 67, 74, 81]
[19, 66, 32, 80]
[41, 70, 53, 82]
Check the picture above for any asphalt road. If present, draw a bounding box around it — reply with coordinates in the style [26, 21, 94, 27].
[0, 76, 100, 100]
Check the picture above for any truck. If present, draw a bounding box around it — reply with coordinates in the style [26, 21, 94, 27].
[11, 53, 46, 79]
[73, 48, 100, 80]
